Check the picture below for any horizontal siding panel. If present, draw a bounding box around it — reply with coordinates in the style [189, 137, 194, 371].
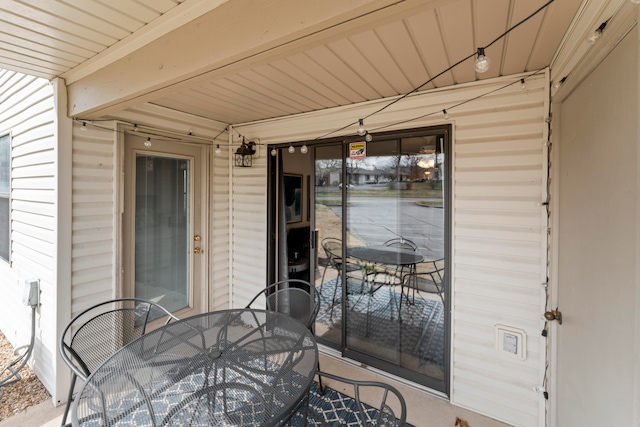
[11, 241, 54, 270]
[454, 209, 543, 227]
[11, 176, 54, 190]
[72, 264, 114, 287]
[455, 236, 541, 258]
[455, 279, 540, 305]
[11, 162, 55, 178]
[12, 210, 54, 229]
[12, 228, 54, 252]
[71, 240, 114, 258]
[456, 294, 542, 324]
[454, 252, 542, 274]
[454, 224, 542, 245]
[453, 383, 538, 427]
[455, 263, 541, 288]
[11, 149, 55, 168]
[12, 221, 54, 243]
[12, 199, 55, 217]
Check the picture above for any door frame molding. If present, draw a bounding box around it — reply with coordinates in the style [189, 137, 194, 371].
[116, 123, 210, 318]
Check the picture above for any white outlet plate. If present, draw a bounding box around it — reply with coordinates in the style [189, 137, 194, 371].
[495, 325, 526, 360]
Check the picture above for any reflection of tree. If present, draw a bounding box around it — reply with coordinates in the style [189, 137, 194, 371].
[315, 159, 341, 186]
[383, 155, 422, 181]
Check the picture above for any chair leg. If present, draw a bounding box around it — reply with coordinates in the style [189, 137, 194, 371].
[316, 360, 323, 392]
[60, 374, 77, 427]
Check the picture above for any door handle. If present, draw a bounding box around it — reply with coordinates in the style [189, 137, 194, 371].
[194, 247, 203, 254]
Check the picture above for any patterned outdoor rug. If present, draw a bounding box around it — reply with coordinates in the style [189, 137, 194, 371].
[316, 278, 445, 368]
[285, 381, 414, 426]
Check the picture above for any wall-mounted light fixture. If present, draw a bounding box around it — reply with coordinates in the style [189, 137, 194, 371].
[235, 138, 256, 167]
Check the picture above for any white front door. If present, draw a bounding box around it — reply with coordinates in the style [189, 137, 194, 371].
[123, 132, 207, 320]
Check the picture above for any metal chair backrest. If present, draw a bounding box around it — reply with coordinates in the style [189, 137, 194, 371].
[59, 298, 177, 381]
[321, 237, 343, 267]
[383, 237, 418, 251]
[246, 279, 321, 329]
[309, 370, 407, 426]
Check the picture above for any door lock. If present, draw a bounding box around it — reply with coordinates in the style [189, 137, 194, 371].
[193, 247, 202, 254]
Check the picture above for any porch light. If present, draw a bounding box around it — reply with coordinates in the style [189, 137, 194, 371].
[474, 48, 490, 73]
[234, 139, 256, 167]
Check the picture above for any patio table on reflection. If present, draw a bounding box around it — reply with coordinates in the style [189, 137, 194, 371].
[347, 245, 425, 305]
[71, 308, 318, 427]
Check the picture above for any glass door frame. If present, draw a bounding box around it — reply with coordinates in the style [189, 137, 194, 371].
[267, 124, 451, 394]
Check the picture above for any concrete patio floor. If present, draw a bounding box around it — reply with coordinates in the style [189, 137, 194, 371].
[1, 352, 512, 427]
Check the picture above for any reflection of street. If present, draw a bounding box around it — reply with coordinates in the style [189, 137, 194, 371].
[328, 196, 444, 261]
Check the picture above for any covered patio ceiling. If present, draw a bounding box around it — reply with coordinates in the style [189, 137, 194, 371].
[0, 0, 634, 125]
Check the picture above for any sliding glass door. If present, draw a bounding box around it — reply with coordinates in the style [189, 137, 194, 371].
[313, 127, 450, 393]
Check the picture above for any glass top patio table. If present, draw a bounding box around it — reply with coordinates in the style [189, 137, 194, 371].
[347, 245, 424, 266]
[72, 308, 318, 427]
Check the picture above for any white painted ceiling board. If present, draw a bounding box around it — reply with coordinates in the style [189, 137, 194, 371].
[0, 0, 622, 126]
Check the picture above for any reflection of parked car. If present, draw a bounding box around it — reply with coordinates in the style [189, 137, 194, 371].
[338, 183, 354, 188]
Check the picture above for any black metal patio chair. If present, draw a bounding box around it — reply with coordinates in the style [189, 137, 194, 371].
[301, 370, 407, 426]
[58, 298, 178, 427]
[246, 279, 323, 390]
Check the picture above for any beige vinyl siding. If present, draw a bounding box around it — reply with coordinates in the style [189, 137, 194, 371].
[0, 70, 58, 395]
[228, 139, 268, 308]
[235, 72, 549, 427]
[71, 121, 118, 310]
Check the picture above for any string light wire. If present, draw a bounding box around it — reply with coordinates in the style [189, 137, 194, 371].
[75, 0, 555, 151]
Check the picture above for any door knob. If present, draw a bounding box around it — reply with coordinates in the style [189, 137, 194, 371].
[194, 247, 202, 254]
[194, 235, 201, 241]
[543, 308, 562, 324]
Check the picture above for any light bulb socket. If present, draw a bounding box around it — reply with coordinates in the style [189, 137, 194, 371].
[475, 47, 490, 73]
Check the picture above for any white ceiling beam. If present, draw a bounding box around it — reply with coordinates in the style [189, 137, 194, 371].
[67, 0, 444, 119]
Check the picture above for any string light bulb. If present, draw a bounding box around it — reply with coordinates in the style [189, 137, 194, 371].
[587, 21, 607, 45]
[356, 119, 367, 136]
[133, 124, 139, 132]
[300, 144, 308, 154]
[553, 77, 567, 89]
[80, 122, 87, 132]
[288, 144, 295, 154]
[144, 137, 152, 148]
[442, 109, 449, 120]
[520, 78, 526, 89]
[271, 147, 277, 156]
[215, 144, 221, 155]
[474, 48, 491, 73]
